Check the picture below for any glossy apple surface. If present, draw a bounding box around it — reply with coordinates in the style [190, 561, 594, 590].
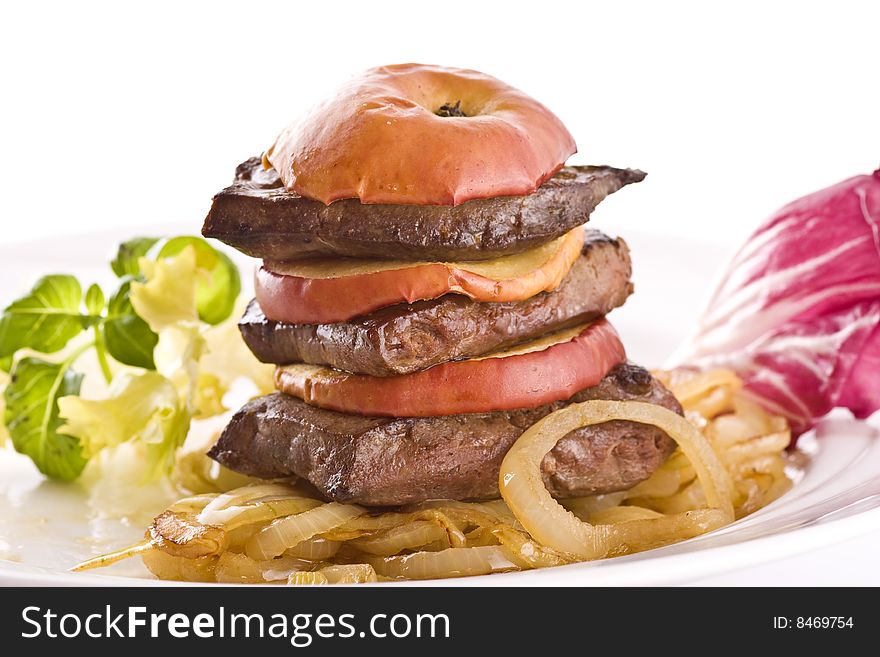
[265, 63, 577, 205]
[274, 320, 625, 416]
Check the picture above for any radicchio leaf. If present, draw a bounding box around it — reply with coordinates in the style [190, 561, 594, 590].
[674, 168, 880, 434]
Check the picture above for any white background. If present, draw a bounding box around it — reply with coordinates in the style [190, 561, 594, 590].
[2, 1, 879, 585]
[2, 1, 878, 246]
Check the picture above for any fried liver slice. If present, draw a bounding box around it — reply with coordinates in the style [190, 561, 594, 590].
[239, 230, 633, 375]
[203, 157, 645, 261]
[208, 363, 679, 507]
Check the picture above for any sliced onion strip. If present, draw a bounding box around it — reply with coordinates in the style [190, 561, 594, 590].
[204, 498, 322, 530]
[284, 537, 342, 560]
[499, 400, 735, 559]
[328, 509, 467, 547]
[197, 483, 303, 525]
[246, 502, 365, 560]
[490, 525, 573, 569]
[350, 521, 451, 556]
[624, 467, 682, 499]
[168, 494, 217, 514]
[589, 506, 664, 524]
[288, 571, 329, 585]
[366, 546, 518, 580]
[663, 369, 742, 405]
[561, 492, 627, 520]
[70, 540, 153, 572]
[213, 552, 310, 583]
[317, 564, 379, 584]
[150, 511, 227, 558]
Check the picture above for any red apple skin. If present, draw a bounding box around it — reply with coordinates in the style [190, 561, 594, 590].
[255, 263, 453, 325]
[275, 320, 626, 417]
[256, 228, 584, 324]
[265, 64, 577, 206]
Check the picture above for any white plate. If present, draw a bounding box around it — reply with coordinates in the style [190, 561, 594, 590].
[1, 225, 878, 586]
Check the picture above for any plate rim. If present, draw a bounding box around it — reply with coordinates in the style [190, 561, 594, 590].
[1, 225, 878, 586]
[2, 502, 879, 587]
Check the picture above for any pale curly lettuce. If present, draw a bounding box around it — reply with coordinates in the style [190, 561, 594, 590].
[0, 369, 8, 446]
[201, 301, 275, 397]
[130, 246, 200, 331]
[58, 371, 189, 481]
[58, 248, 205, 482]
[0, 234, 251, 484]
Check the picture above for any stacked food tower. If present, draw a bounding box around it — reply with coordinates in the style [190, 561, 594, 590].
[202, 64, 682, 507]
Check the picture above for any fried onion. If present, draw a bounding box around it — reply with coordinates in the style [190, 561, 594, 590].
[74, 369, 793, 583]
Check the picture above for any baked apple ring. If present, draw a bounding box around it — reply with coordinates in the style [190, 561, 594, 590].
[265, 63, 577, 205]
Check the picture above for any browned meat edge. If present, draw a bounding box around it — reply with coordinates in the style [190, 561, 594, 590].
[238, 229, 632, 375]
[202, 157, 646, 261]
[209, 363, 680, 507]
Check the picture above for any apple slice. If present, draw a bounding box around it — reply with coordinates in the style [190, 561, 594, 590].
[256, 227, 584, 324]
[274, 319, 625, 417]
[264, 63, 576, 206]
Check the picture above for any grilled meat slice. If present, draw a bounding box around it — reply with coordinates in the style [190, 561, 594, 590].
[209, 363, 679, 506]
[203, 157, 645, 261]
[239, 230, 632, 375]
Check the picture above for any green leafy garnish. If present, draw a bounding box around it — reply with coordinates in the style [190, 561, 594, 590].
[104, 279, 158, 369]
[58, 371, 189, 482]
[4, 355, 87, 481]
[0, 234, 245, 482]
[151, 236, 241, 325]
[111, 237, 159, 277]
[84, 283, 105, 316]
[132, 244, 200, 330]
[0, 368, 9, 445]
[0, 275, 95, 358]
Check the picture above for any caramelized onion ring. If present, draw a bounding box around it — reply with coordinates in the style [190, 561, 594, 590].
[499, 400, 734, 559]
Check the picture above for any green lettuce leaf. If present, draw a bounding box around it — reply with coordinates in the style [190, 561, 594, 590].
[152, 236, 241, 325]
[4, 357, 86, 481]
[0, 275, 94, 358]
[111, 237, 159, 277]
[154, 323, 206, 401]
[130, 246, 199, 332]
[0, 368, 8, 446]
[103, 278, 158, 369]
[58, 370, 190, 482]
[0, 234, 245, 483]
[84, 283, 105, 316]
